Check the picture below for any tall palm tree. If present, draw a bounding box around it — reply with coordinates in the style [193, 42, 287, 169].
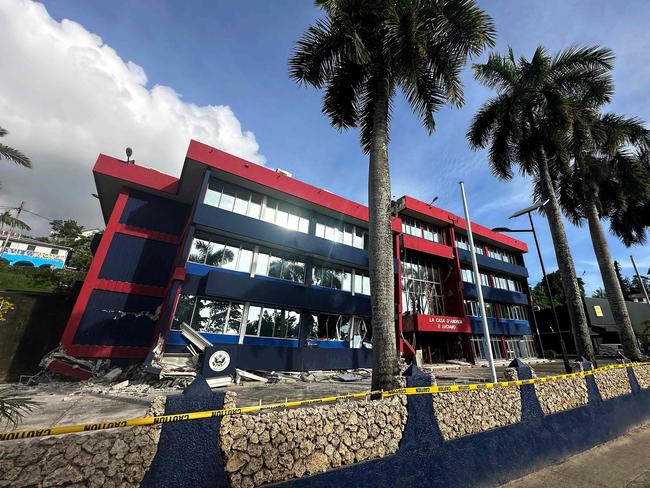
[0, 127, 31, 168]
[559, 113, 650, 360]
[0, 211, 31, 232]
[468, 46, 615, 362]
[290, 0, 495, 389]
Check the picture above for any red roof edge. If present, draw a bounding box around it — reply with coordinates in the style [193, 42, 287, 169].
[93, 154, 180, 194]
[400, 195, 528, 253]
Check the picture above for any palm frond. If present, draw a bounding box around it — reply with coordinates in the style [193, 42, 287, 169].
[0, 396, 39, 428]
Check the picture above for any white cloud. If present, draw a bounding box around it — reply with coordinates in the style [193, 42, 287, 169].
[0, 0, 265, 235]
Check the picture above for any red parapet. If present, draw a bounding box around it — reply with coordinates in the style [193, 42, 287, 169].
[401, 234, 454, 260]
[402, 314, 471, 334]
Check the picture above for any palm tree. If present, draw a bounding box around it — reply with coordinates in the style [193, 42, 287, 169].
[290, 0, 495, 389]
[559, 113, 650, 360]
[0, 211, 31, 232]
[468, 46, 615, 362]
[0, 127, 31, 168]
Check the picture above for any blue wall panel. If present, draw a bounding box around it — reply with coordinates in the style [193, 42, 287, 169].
[458, 249, 529, 278]
[193, 204, 369, 268]
[463, 282, 529, 306]
[73, 290, 162, 347]
[468, 317, 531, 336]
[194, 266, 372, 317]
[120, 190, 189, 236]
[99, 233, 177, 287]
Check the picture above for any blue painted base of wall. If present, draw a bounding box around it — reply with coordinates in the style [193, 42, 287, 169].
[279, 367, 650, 488]
[200, 344, 373, 376]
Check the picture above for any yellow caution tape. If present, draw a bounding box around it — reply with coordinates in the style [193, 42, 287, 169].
[1, 361, 648, 442]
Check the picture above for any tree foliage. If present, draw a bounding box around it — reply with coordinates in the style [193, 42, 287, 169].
[531, 270, 585, 310]
[0, 126, 31, 169]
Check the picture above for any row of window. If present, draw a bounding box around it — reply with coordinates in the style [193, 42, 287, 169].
[203, 179, 370, 251]
[463, 299, 528, 321]
[204, 179, 311, 234]
[189, 237, 370, 294]
[461, 267, 523, 292]
[172, 294, 372, 345]
[471, 335, 536, 361]
[455, 234, 517, 264]
[312, 264, 370, 295]
[401, 216, 442, 243]
[314, 215, 368, 250]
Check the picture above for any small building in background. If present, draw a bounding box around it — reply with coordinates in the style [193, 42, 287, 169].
[0, 235, 71, 269]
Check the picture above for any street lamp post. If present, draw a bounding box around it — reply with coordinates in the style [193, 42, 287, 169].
[492, 200, 572, 374]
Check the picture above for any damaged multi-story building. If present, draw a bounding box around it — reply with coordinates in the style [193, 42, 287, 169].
[56, 140, 537, 378]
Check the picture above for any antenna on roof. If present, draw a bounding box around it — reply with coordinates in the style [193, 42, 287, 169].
[125, 147, 133, 164]
[429, 196, 439, 205]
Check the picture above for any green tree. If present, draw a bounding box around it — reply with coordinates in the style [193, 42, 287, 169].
[467, 46, 614, 362]
[0, 126, 31, 169]
[289, 0, 495, 389]
[49, 219, 84, 245]
[559, 113, 650, 360]
[592, 288, 606, 298]
[614, 260, 632, 300]
[531, 270, 585, 310]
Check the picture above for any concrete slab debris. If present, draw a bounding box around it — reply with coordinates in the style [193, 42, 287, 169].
[180, 323, 212, 352]
[206, 376, 232, 389]
[236, 369, 268, 383]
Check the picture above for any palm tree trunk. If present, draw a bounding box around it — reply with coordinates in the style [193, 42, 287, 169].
[368, 74, 399, 390]
[585, 200, 641, 360]
[538, 158, 595, 362]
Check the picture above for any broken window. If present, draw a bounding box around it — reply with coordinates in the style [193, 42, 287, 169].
[171, 296, 242, 335]
[245, 305, 300, 339]
[172, 294, 196, 329]
[401, 254, 444, 315]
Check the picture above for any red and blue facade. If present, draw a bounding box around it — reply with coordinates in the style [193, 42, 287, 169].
[59, 140, 536, 370]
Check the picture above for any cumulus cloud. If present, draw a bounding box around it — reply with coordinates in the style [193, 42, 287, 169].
[0, 0, 265, 235]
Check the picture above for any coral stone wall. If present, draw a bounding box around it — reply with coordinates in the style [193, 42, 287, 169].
[633, 364, 650, 389]
[594, 368, 632, 400]
[0, 397, 164, 487]
[219, 394, 408, 487]
[432, 387, 522, 440]
[535, 377, 588, 415]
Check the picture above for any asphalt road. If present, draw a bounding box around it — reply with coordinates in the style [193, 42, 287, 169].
[502, 421, 650, 488]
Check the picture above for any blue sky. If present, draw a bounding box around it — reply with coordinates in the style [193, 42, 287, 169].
[3, 0, 649, 293]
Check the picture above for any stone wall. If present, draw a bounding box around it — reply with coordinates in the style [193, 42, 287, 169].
[219, 394, 407, 487]
[632, 364, 650, 389]
[432, 387, 522, 440]
[0, 396, 164, 487]
[535, 377, 588, 415]
[594, 368, 632, 400]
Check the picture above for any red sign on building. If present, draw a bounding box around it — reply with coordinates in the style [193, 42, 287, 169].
[403, 314, 471, 333]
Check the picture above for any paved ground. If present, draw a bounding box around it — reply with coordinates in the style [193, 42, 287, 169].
[502, 421, 650, 488]
[0, 358, 619, 431]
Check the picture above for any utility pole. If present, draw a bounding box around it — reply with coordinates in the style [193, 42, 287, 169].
[630, 255, 650, 308]
[0, 202, 25, 257]
[460, 181, 497, 383]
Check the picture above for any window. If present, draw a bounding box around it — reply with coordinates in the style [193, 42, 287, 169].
[401, 254, 444, 315]
[308, 313, 352, 341]
[464, 299, 495, 317]
[255, 248, 305, 283]
[455, 234, 484, 254]
[461, 267, 474, 283]
[315, 215, 368, 250]
[500, 304, 527, 321]
[471, 335, 505, 361]
[26, 245, 36, 251]
[50, 249, 59, 255]
[172, 296, 242, 335]
[401, 216, 441, 243]
[204, 179, 309, 234]
[505, 336, 536, 359]
[188, 238, 254, 274]
[480, 272, 490, 287]
[487, 245, 517, 264]
[492, 273, 523, 292]
[245, 306, 300, 339]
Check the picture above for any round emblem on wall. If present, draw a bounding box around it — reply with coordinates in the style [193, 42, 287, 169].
[208, 350, 231, 372]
